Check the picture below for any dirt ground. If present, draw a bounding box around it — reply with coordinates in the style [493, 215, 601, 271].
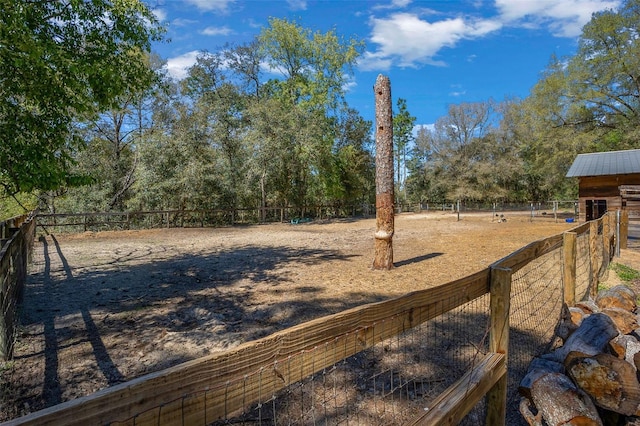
[0, 211, 581, 421]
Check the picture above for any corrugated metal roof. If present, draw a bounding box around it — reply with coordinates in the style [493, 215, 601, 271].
[566, 149, 640, 177]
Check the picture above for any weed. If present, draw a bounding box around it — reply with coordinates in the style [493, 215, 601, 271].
[0, 361, 14, 374]
[610, 263, 640, 282]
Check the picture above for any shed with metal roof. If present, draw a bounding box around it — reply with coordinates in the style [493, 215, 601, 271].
[566, 149, 640, 221]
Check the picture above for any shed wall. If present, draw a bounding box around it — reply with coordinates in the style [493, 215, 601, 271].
[577, 173, 640, 221]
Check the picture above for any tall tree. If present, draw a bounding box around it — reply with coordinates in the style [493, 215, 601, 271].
[259, 17, 363, 110]
[512, 0, 640, 200]
[182, 52, 250, 213]
[0, 0, 164, 202]
[255, 18, 364, 211]
[54, 54, 168, 213]
[421, 101, 495, 202]
[224, 41, 264, 99]
[405, 126, 433, 204]
[392, 98, 416, 204]
[569, 0, 640, 141]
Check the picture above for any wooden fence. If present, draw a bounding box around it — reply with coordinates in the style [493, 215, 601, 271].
[36, 202, 575, 233]
[37, 205, 375, 232]
[3, 211, 621, 425]
[0, 211, 37, 361]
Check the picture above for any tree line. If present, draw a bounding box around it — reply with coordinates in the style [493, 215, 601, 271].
[2, 0, 640, 219]
[407, 0, 640, 206]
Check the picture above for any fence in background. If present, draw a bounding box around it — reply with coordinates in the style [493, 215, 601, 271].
[0, 211, 37, 361]
[37, 205, 375, 233]
[37, 201, 578, 234]
[5, 210, 620, 425]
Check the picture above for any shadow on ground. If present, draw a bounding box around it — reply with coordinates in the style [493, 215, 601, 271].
[10, 235, 413, 416]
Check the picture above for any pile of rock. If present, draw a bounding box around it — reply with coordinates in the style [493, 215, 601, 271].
[520, 285, 640, 426]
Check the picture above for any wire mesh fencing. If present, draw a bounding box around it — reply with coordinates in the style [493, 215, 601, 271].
[5, 212, 619, 425]
[107, 292, 493, 426]
[506, 246, 565, 425]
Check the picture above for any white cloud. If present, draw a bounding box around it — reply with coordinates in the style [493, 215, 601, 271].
[449, 90, 467, 97]
[357, 51, 393, 71]
[152, 8, 167, 22]
[362, 0, 619, 72]
[362, 13, 502, 70]
[183, 0, 235, 13]
[342, 75, 357, 92]
[286, 0, 307, 11]
[373, 0, 413, 11]
[172, 18, 198, 27]
[201, 26, 233, 36]
[495, 0, 621, 37]
[165, 50, 200, 80]
[448, 84, 466, 97]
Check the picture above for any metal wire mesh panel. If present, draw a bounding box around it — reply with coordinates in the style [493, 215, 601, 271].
[595, 221, 605, 278]
[575, 231, 592, 301]
[507, 247, 564, 425]
[210, 293, 491, 426]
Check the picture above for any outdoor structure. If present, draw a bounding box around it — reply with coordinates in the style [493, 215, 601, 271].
[566, 149, 640, 222]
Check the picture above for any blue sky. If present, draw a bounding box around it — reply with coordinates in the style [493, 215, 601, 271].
[148, 0, 621, 128]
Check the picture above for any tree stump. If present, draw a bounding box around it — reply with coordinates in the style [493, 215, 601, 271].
[566, 352, 640, 416]
[545, 313, 618, 363]
[523, 372, 602, 426]
[372, 74, 394, 270]
[596, 285, 637, 312]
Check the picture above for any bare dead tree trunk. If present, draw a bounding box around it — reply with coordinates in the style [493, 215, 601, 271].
[373, 74, 394, 270]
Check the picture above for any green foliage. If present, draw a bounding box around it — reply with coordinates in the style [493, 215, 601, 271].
[0, 0, 164, 197]
[259, 18, 364, 111]
[0, 193, 37, 220]
[504, 0, 640, 201]
[393, 99, 416, 202]
[60, 21, 373, 216]
[409, 100, 521, 203]
[611, 263, 640, 282]
[403, 0, 640, 205]
[12, 1, 640, 215]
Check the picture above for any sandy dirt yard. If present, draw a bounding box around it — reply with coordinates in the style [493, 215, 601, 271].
[1, 211, 577, 421]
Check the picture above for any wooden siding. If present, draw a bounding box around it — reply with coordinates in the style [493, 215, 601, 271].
[577, 173, 640, 221]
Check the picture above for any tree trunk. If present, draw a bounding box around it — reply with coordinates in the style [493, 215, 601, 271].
[601, 307, 638, 335]
[566, 352, 640, 416]
[545, 313, 618, 363]
[373, 74, 394, 270]
[525, 372, 602, 426]
[519, 357, 565, 400]
[610, 334, 640, 368]
[575, 300, 600, 315]
[556, 305, 586, 342]
[596, 285, 637, 312]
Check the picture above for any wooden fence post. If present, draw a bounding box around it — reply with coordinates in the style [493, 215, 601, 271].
[621, 209, 629, 250]
[563, 231, 577, 307]
[589, 220, 599, 299]
[486, 266, 512, 426]
[601, 213, 612, 281]
[0, 260, 10, 361]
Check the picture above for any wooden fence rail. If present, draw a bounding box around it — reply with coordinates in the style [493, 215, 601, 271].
[36, 203, 580, 233]
[0, 211, 37, 361]
[2, 211, 618, 425]
[37, 205, 375, 232]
